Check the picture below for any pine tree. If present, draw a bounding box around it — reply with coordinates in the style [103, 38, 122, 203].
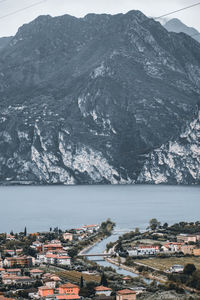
[100, 272, 108, 287]
[80, 276, 84, 288]
[24, 226, 27, 236]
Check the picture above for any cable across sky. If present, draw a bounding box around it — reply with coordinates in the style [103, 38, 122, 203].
[0, 0, 47, 20]
[154, 1, 200, 20]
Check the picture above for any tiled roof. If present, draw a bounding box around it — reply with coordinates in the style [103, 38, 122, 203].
[56, 296, 81, 300]
[39, 286, 54, 290]
[95, 286, 112, 291]
[117, 289, 136, 295]
[30, 269, 43, 273]
[59, 283, 79, 289]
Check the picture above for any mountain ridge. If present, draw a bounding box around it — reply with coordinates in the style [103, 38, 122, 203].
[0, 10, 200, 185]
[164, 18, 200, 43]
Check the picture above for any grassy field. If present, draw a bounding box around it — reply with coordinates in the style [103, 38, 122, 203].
[140, 257, 200, 272]
[55, 270, 101, 284]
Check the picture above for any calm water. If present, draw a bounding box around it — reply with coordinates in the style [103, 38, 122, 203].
[0, 185, 199, 233]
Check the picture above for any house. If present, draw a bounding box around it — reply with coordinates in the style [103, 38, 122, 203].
[162, 243, 182, 253]
[6, 268, 21, 276]
[181, 245, 196, 255]
[16, 249, 23, 256]
[29, 269, 43, 278]
[122, 277, 132, 284]
[43, 243, 63, 252]
[4, 250, 15, 257]
[0, 268, 5, 276]
[6, 234, 15, 240]
[42, 273, 61, 284]
[56, 296, 80, 300]
[45, 254, 57, 265]
[130, 287, 146, 295]
[193, 248, 200, 256]
[38, 286, 54, 297]
[37, 253, 46, 264]
[116, 289, 136, 300]
[82, 224, 100, 233]
[56, 256, 71, 266]
[170, 265, 184, 273]
[128, 245, 159, 256]
[95, 286, 112, 296]
[63, 232, 73, 241]
[2, 274, 34, 286]
[4, 256, 34, 267]
[58, 283, 80, 296]
[31, 241, 43, 252]
[177, 234, 197, 243]
[44, 278, 57, 288]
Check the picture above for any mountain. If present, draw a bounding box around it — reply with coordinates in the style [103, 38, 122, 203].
[164, 18, 200, 43]
[0, 11, 200, 185]
[0, 36, 12, 51]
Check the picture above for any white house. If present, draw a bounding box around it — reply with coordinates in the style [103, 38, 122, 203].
[94, 286, 112, 296]
[128, 245, 159, 256]
[56, 256, 71, 266]
[170, 265, 184, 273]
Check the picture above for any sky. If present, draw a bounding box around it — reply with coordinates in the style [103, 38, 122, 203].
[0, 0, 200, 37]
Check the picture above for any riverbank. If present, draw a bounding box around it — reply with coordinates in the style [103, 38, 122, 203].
[105, 256, 166, 283]
[79, 237, 105, 255]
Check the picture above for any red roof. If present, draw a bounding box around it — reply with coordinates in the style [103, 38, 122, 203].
[44, 244, 62, 248]
[95, 286, 112, 291]
[56, 296, 81, 300]
[39, 286, 54, 290]
[117, 289, 136, 295]
[59, 283, 79, 289]
[30, 269, 43, 273]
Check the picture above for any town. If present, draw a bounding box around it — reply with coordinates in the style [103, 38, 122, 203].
[0, 219, 200, 299]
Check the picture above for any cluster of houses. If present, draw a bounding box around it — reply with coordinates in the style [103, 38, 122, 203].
[33, 284, 137, 300]
[127, 232, 200, 258]
[33, 240, 71, 267]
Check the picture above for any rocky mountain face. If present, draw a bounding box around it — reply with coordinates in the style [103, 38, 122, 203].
[164, 18, 200, 43]
[138, 108, 200, 184]
[0, 36, 12, 51]
[0, 11, 200, 185]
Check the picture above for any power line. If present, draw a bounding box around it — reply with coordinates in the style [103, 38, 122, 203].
[154, 1, 200, 20]
[0, 0, 47, 20]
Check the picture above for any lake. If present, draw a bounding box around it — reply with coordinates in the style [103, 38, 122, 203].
[0, 184, 199, 233]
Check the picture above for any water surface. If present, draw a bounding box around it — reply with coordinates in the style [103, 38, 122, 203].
[0, 185, 199, 233]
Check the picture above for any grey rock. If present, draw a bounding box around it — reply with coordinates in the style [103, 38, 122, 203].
[0, 10, 200, 185]
[164, 18, 200, 43]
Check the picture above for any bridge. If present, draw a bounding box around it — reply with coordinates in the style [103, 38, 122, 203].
[78, 253, 112, 257]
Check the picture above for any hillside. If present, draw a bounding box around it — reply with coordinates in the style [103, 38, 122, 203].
[0, 11, 200, 185]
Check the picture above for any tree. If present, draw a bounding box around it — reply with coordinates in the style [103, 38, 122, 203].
[135, 227, 140, 234]
[148, 219, 161, 231]
[163, 223, 168, 229]
[100, 272, 108, 287]
[68, 247, 78, 258]
[80, 276, 84, 289]
[184, 264, 196, 276]
[24, 227, 27, 236]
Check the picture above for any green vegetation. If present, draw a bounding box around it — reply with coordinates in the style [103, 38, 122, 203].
[148, 219, 161, 230]
[168, 221, 200, 234]
[135, 257, 200, 272]
[55, 270, 100, 284]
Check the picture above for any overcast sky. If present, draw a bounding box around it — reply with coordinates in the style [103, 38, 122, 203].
[0, 0, 200, 37]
